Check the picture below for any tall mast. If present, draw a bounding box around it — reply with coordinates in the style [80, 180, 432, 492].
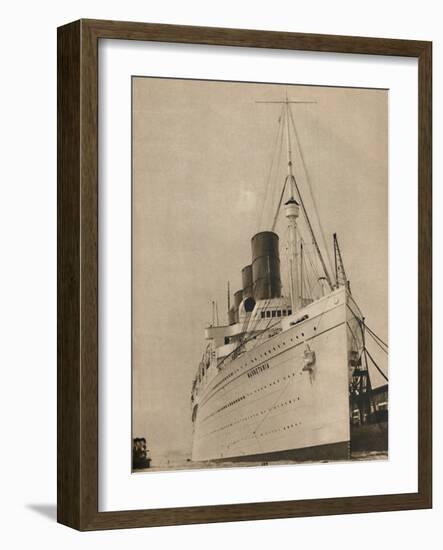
[256, 94, 333, 307]
[286, 106, 333, 291]
[284, 93, 296, 198]
[300, 241, 304, 302]
[284, 205, 300, 310]
[283, 96, 301, 311]
[333, 233, 350, 292]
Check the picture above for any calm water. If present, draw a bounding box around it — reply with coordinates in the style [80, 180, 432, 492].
[135, 451, 388, 473]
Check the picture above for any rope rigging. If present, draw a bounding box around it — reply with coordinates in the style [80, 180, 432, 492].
[257, 106, 285, 232]
[299, 233, 322, 297]
[216, 316, 283, 370]
[271, 176, 288, 232]
[363, 322, 388, 350]
[256, 100, 335, 301]
[288, 106, 335, 280]
[346, 304, 389, 382]
[366, 330, 388, 355]
[364, 347, 389, 382]
[291, 170, 333, 291]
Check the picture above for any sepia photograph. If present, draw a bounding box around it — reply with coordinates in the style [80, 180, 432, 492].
[131, 77, 389, 473]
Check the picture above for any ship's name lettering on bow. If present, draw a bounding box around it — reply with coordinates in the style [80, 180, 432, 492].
[248, 362, 270, 378]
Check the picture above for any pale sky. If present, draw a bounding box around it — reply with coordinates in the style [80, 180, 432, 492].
[132, 77, 388, 463]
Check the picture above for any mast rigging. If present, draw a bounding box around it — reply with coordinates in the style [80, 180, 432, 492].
[257, 96, 334, 293]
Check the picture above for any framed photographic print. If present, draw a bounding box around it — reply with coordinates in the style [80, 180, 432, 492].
[57, 19, 432, 530]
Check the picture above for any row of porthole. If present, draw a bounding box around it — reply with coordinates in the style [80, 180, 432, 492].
[227, 421, 302, 449]
[211, 369, 235, 391]
[201, 395, 302, 439]
[249, 327, 317, 364]
[201, 409, 267, 439]
[258, 421, 302, 438]
[203, 394, 246, 421]
[201, 371, 301, 424]
[249, 371, 302, 397]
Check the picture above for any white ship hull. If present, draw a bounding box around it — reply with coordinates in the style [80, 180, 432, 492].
[192, 287, 361, 462]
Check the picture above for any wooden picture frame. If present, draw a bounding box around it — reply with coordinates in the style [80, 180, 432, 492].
[57, 19, 432, 530]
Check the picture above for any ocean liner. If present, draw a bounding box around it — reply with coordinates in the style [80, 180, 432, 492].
[190, 96, 388, 463]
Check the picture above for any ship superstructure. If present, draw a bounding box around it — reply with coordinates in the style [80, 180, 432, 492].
[190, 95, 388, 463]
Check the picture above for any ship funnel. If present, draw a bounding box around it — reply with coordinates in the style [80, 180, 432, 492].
[241, 265, 256, 312]
[228, 307, 236, 325]
[234, 289, 243, 308]
[251, 231, 282, 300]
[233, 289, 243, 323]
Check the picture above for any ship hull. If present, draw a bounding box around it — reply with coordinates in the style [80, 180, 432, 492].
[192, 288, 355, 462]
[212, 441, 349, 463]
